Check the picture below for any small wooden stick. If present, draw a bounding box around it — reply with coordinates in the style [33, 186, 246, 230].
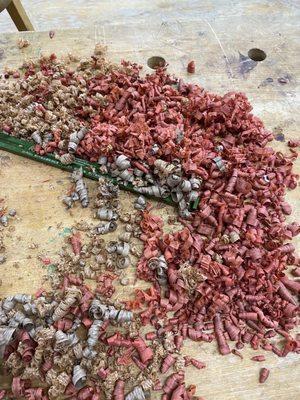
[7, 0, 34, 31]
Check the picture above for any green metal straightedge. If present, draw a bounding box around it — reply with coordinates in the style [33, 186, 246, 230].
[0, 131, 199, 210]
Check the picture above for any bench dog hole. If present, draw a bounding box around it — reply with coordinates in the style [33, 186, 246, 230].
[147, 56, 166, 69]
[248, 48, 266, 62]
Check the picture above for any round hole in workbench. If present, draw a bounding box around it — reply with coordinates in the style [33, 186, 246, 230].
[248, 48, 266, 62]
[147, 56, 166, 69]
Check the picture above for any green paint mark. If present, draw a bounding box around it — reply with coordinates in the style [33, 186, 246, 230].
[59, 227, 72, 237]
[47, 264, 57, 275]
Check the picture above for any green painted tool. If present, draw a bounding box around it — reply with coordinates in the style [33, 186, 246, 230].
[0, 131, 200, 210]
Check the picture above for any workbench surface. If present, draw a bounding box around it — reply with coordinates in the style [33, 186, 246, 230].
[0, 1, 299, 399]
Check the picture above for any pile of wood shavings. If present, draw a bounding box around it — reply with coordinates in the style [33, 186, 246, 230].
[0, 44, 116, 141]
[0, 180, 178, 400]
[0, 47, 299, 399]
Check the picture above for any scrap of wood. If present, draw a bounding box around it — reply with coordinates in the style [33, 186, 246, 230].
[7, 0, 34, 31]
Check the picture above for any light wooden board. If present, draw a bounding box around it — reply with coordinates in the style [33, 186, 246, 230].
[0, 4, 299, 399]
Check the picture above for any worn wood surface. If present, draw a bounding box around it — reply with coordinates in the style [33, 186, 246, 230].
[0, 2, 299, 399]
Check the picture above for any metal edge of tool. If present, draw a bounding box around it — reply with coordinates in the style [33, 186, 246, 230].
[0, 131, 199, 210]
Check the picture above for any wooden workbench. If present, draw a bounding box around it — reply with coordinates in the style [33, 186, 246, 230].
[0, 3, 299, 399]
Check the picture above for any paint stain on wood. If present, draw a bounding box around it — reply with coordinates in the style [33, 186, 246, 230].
[273, 126, 285, 142]
[0, 153, 11, 166]
[277, 74, 292, 84]
[47, 264, 57, 275]
[259, 77, 274, 88]
[274, 132, 285, 142]
[58, 227, 72, 237]
[238, 52, 257, 77]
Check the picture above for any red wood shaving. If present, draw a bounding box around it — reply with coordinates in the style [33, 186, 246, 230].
[123, 298, 142, 310]
[174, 334, 184, 350]
[231, 349, 243, 359]
[132, 355, 147, 370]
[96, 272, 117, 297]
[282, 338, 298, 356]
[78, 387, 94, 400]
[12, 377, 26, 397]
[161, 354, 176, 373]
[65, 384, 77, 397]
[70, 232, 82, 255]
[34, 287, 45, 298]
[287, 139, 300, 148]
[259, 367, 270, 383]
[97, 367, 109, 379]
[24, 388, 45, 399]
[251, 355, 266, 362]
[113, 380, 125, 400]
[187, 60, 195, 73]
[214, 314, 231, 355]
[153, 380, 163, 391]
[291, 267, 300, 277]
[41, 257, 51, 265]
[145, 331, 157, 340]
[117, 348, 134, 366]
[106, 332, 131, 347]
[189, 358, 206, 369]
[55, 317, 73, 331]
[132, 337, 153, 364]
[281, 276, 300, 293]
[41, 360, 53, 374]
[163, 372, 184, 394]
[170, 384, 186, 399]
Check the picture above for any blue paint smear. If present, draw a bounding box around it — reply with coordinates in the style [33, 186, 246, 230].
[47, 264, 57, 275]
[58, 227, 72, 237]
[275, 133, 285, 142]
